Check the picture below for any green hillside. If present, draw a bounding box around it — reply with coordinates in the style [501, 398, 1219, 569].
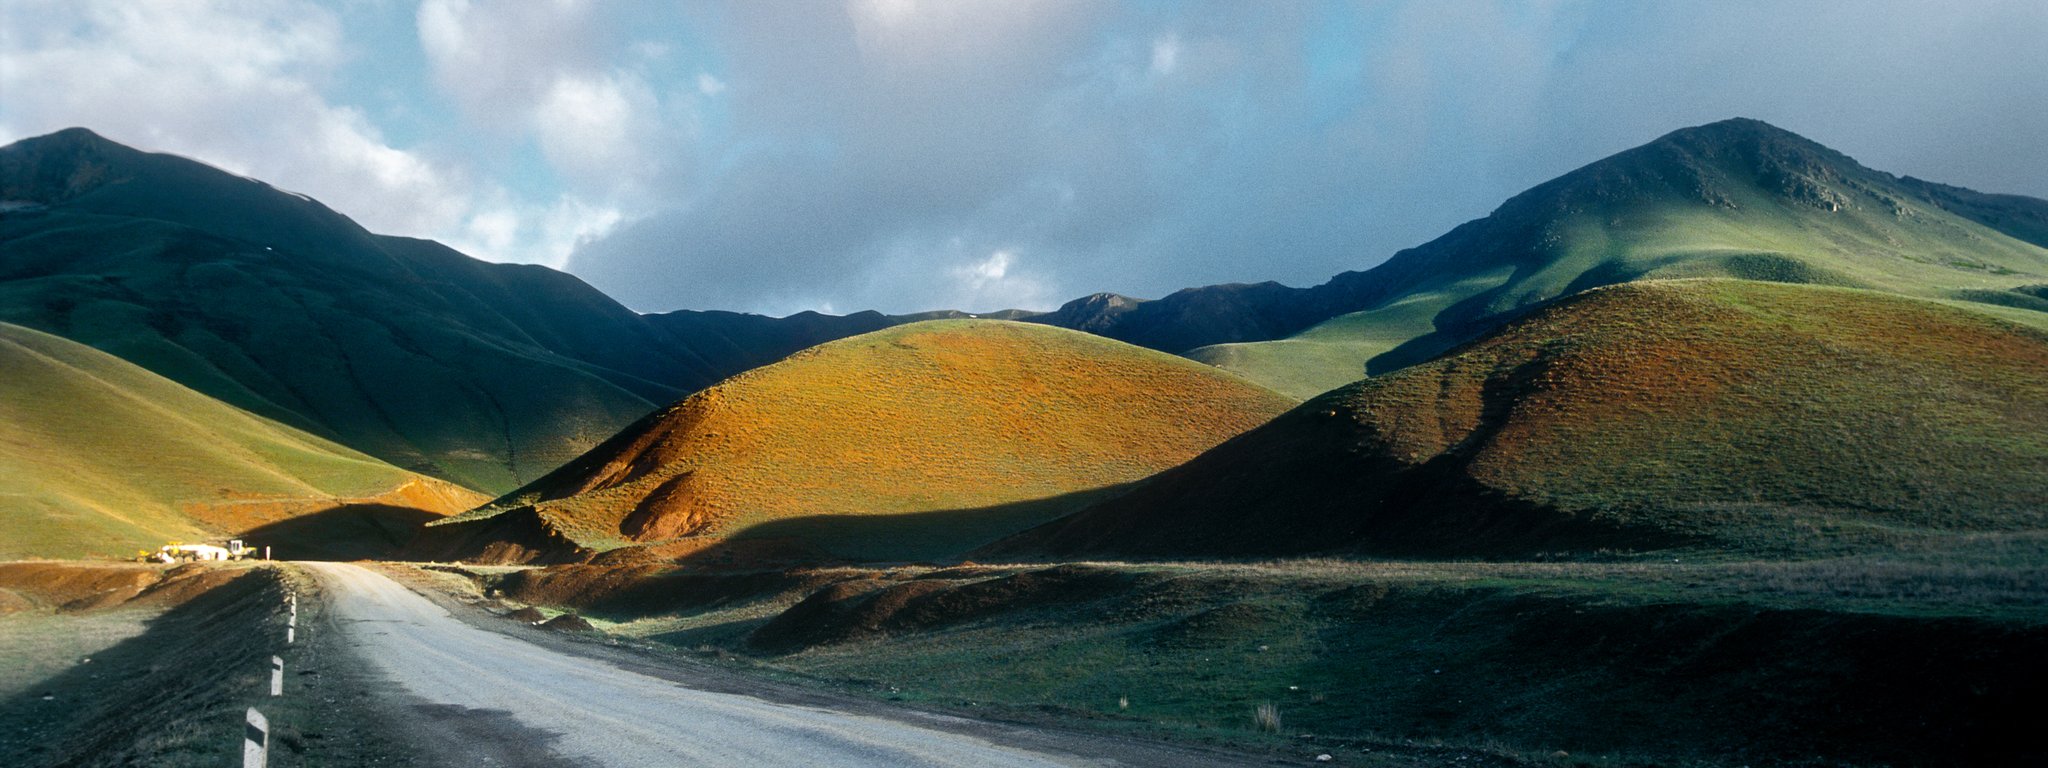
[416, 320, 1295, 563]
[994, 280, 2048, 559]
[0, 128, 968, 492]
[1185, 119, 2048, 397]
[0, 322, 484, 559]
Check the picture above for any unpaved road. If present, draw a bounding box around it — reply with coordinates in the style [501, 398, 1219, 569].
[302, 562, 1274, 767]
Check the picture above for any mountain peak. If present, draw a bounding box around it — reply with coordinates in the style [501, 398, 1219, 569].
[1480, 116, 1873, 227]
[28, 126, 119, 147]
[1650, 116, 1853, 168]
[0, 127, 141, 204]
[1657, 116, 1804, 143]
[1, 126, 143, 165]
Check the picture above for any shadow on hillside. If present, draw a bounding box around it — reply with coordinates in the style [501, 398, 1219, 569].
[0, 568, 274, 765]
[241, 503, 441, 561]
[658, 484, 1141, 568]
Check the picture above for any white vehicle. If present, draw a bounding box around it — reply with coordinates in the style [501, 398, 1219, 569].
[147, 539, 253, 563]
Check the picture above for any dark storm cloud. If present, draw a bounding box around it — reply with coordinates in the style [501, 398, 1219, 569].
[565, 0, 2048, 315]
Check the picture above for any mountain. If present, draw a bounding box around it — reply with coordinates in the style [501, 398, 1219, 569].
[1027, 119, 2048, 398]
[413, 320, 1295, 563]
[989, 280, 2048, 559]
[0, 321, 485, 559]
[0, 128, 961, 492]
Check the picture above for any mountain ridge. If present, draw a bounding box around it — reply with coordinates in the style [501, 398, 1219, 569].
[0, 128, 996, 492]
[1171, 118, 2048, 395]
[989, 279, 2048, 560]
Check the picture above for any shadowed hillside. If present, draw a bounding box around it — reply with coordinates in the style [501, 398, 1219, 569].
[993, 280, 2048, 559]
[0, 128, 986, 491]
[0, 322, 484, 559]
[416, 320, 1295, 563]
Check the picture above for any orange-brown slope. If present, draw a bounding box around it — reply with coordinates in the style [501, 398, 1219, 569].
[417, 320, 1297, 563]
[990, 280, 2048, 559]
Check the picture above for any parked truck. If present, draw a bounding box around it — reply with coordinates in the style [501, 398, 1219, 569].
[144, 539, 254, 563]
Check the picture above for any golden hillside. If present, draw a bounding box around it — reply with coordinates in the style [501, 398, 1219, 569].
[427, 320, 1296, 561]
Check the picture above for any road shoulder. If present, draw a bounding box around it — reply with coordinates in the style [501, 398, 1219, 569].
[371, 562, 1292, 768]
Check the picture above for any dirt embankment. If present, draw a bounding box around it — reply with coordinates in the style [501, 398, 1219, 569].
[405, 505, 594, 565]
[0, 562, 288, 765]
[485, 562, 845, 617]
[749, 565, 1137, 653]
[0, 561, 247, 614]
[1, 561, 435, 766]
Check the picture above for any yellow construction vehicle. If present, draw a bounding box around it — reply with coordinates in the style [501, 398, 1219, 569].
[143, 539, 254, 563]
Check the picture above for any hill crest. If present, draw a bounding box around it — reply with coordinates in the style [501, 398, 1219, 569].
[421, 319, 1296, 563]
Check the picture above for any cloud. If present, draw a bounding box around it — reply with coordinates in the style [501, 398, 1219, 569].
[416, 0, 606, 123]
[945, 249, 1054, 311]
[1149, 34, 1180, 76]
[8, 0, 2042, 316]
[415, 0, 694, 202]
[0, 0, 473, 239]
[532, 71, 662, 189]
[446, 195, 622, 270]
[569, 0, 2048, 316]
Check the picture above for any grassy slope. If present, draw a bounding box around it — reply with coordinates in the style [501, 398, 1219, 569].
[431, 320, 1296, 561]
[0, 129, 968, 492]
[1190, 119, 2048, 398]
[999, 280, 2048, 560]
[0, 322, 483, 559]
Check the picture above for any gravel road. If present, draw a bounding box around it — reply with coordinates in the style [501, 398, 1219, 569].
[301, 561, 1271, 767]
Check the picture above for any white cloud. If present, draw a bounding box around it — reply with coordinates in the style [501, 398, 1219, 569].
[416, 0, 603, 122]
[533, 71, 660, 191]
[0, 0, 473, 239]
[415, 0, 679, 201]
[1149, 34, 1180, 76]
[447, 196, 621, 269]
[943, 249, 1053, 311]
[0, 0, 645, 273]
[696, 72, 727, 96]
[957, 250, 1013, 284]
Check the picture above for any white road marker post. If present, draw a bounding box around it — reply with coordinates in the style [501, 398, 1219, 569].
[270, 656, 284, 697]
[243, 707, 269, 768]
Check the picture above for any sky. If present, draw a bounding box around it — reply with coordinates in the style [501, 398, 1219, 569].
[3, 1, 2044, 316]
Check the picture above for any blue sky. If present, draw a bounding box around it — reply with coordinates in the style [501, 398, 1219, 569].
[4, 1, 2045, 315]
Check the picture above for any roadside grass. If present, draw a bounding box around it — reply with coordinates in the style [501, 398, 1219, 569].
[0, 607, 153, 704]
[476, 548, 2048, 766]
[0, 563, 281, 766]
[0, 562, 422, 766]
